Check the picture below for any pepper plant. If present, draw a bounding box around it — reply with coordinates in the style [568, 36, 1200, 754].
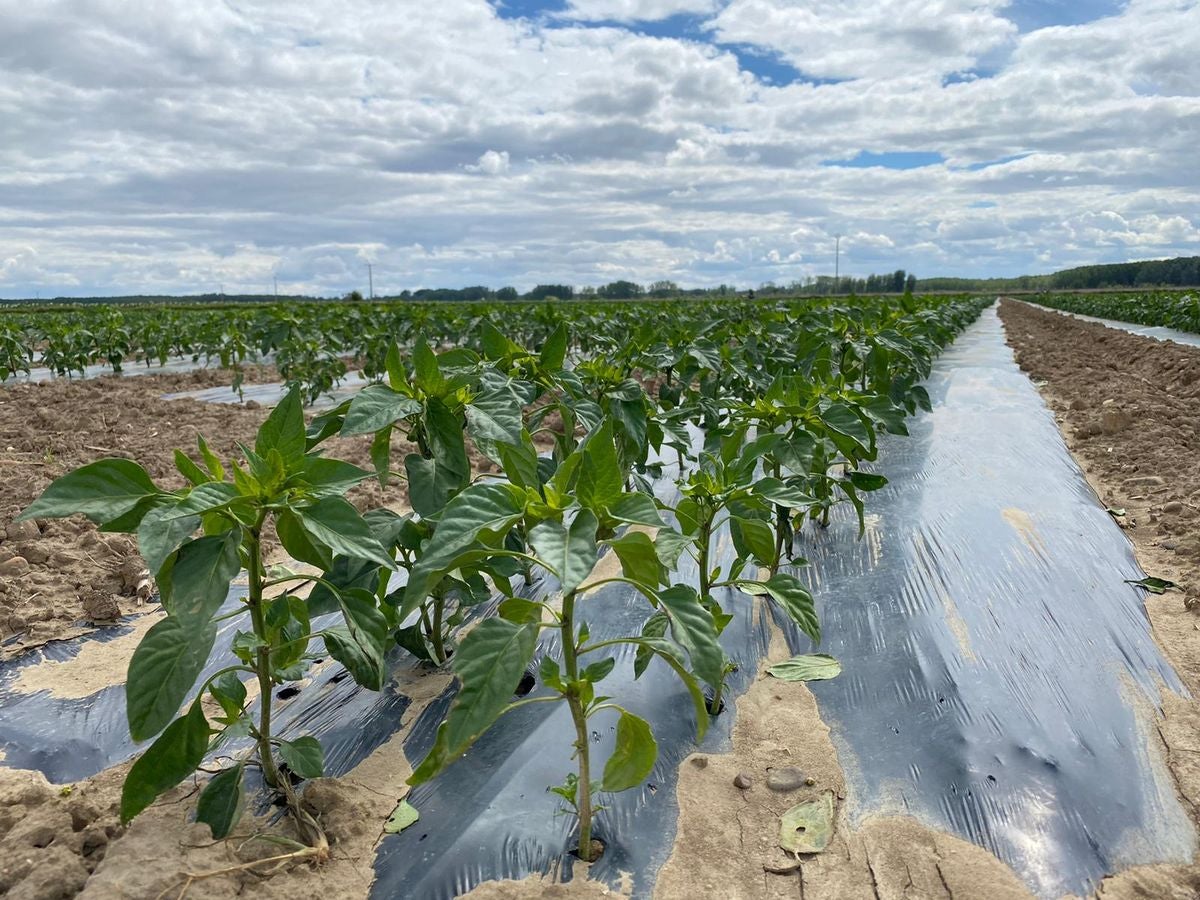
[404, 421, 721, 861]
[19, 387, 395, 855]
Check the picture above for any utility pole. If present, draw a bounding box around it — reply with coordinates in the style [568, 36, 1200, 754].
[273, 276, 278, 298]
[366, 263, 374, 300]
[834, 235, 842, 294]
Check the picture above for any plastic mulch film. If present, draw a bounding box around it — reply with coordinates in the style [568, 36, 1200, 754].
[161, 374, 369, 410]
[774, 305, 1193, 898]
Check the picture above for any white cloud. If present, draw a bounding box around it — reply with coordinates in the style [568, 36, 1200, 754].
[466, 150, 511, 174]
[0, 0, 1198, 297]
[709, 0, 1017, 81]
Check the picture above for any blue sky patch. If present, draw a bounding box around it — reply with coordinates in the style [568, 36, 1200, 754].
[824, 151, 947, 170]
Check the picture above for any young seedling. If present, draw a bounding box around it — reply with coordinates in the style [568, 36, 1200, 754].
[19, 387, 395, 857]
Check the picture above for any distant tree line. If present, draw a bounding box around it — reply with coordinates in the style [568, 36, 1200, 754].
[919, 256, 1200, 293]
[754, 270, 917, 297]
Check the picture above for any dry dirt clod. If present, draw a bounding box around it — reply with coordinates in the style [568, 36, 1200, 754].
[5, 520, 39, 542]
[80, 589, 121, 622]
[733, 773, 752, 790]
[0, 556, 30, 577]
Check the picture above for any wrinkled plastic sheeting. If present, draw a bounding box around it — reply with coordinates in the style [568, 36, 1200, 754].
[1027, 299, 1200, 348]
[775, 306, 1193, 898]
[0, 584, 413, 784]
[162, 375, 370, 410]
[2, 354, 232, 386]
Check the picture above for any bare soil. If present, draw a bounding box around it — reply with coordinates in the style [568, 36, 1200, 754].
[999, 298, 1200, 898]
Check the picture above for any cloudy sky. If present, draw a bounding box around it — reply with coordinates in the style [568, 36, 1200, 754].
[1, 0, 1198, 297]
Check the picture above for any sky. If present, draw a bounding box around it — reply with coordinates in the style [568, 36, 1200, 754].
[1, 0, 1198, 297]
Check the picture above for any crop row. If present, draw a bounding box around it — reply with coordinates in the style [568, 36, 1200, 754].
[8, 294, 971, 405]
[21, 293, 989, 877]
[1028, 289, 1200, 334]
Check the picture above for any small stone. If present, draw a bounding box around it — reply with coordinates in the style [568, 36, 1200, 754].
[766, 766, 807, 792]
[691, 756, 709, 769]
[804, 777, 817, 786]
[1163, 501, 1184, 515]
[0, 556, 30, 577]
[733, 773, 752, 790]
[244, 400, 262, 410]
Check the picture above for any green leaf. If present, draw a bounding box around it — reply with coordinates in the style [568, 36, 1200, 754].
[730, 516, 776, 567]
[657, 585, 726, 694]
[819, 402, 873, 458]
[601, 711, 657, 793]
[426, 397, 470, 491]
[466, 378, 524, 460]
[168, 482, 242, 518]
[654, 529, 691, 570]
[1125, 576, 1178, 595]
[628, 636, 709, 740]
[278, 736, 325, 779]
[173, 450, 209, 487]
[126, 616, 218, 741]
[294, 497, 395, 570]
[209, 671, 247, 723]
[164, 532, 241, 627]
[767, 654, 841, 682]
[606, 492, 665, 527]
[576, 421, 624, 515]
[752, 477, 814, 508]
[539, 323, 568, 371]
[197, 435, 225, 480]
[195, 764, 245, 839]
[19, 458, 159, 524]
[384, 800, 420, 834]
[847, 471, 888, 492]
[404, 482, 525, 608]
[298, 458, 374, 497]
[608, 531, 665, 588]
[255, 385, 306, 465]
[409, 618, 537, 785]
[121, 700, 209, 824]
[633, 613, 669, 678]
[276, 509, 333, 570]
[737, 573, 820, 643]
[342, 384, 423, 435]
[137, 504, 200, 576]
[412, 339, 443, 392]
[529, 510, 598, 594]
[324, 625, 386, 691]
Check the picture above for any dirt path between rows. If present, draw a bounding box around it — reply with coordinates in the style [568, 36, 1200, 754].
[999, 298, 1200, 897]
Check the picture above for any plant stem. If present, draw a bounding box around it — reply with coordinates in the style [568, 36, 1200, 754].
[561, 590, 595, 861]
[430, 589, 448, 665]
[245, 519, 284, 792]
